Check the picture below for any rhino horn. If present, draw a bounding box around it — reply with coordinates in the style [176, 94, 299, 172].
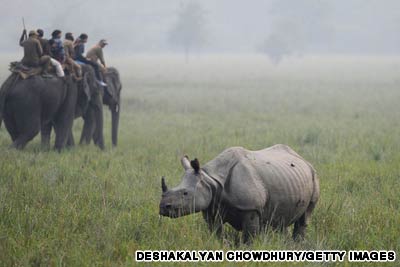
[181, 155, 191, 170]
[161, 176, 168, 193]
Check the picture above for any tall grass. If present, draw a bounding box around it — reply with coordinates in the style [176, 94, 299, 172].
[0, 55, 399, 266]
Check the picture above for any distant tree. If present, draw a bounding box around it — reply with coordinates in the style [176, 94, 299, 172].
[261, 0, 332, 64]
[260, 21, 306, 65]
[168, 1, 207, 61]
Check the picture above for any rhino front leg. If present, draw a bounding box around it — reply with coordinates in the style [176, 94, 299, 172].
[202, 210, 223, 239]
[242, 211, 260, 244]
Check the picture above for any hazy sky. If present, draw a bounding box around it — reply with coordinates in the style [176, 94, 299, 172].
[0, 0, 399, 55]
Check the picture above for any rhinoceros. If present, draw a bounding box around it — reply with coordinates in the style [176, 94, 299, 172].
[159, 144, 320, 243]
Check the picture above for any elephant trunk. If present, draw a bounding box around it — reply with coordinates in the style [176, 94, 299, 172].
[111, 103, 120, 146]
[93, 94, 105, 150]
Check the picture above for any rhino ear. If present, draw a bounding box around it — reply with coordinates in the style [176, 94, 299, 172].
[181, 155, 191, 170]
[190, 158, 200, 174]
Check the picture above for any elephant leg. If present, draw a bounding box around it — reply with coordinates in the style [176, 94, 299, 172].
[80, 108, 95, 145]
[3, 113, 18, 142]
[53, 112, 74, 152]
[12, 125, 39, 150]
[92, 94, 104, 150]
[12, 132, 38, 149]
[90, 113, 98, 143]
[66, 129, 75, 147]
[242, 211, 260, 245]
[12, 109, 40, 149]
[53, 123, 70, 152]
[41, 122, 52, 150]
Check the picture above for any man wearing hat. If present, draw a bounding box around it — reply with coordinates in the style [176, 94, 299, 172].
[86, 39, 108, 72]
[19, 29, 51, 72]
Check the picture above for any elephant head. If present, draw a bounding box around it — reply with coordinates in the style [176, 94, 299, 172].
[103, 67, 122, 146]
[76, 64, 105, 149]
[75, 64, 102, 115]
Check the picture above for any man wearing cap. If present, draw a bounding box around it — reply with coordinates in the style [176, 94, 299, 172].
[19, 29, 44, 68]
[19, 29, 59, 77]
[86, 39, 108, 72]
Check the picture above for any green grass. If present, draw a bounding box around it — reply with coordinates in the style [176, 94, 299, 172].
[0, 54, 399, 266]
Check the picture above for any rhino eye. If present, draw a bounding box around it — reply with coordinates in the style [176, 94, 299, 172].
[183, 191, 188, 196]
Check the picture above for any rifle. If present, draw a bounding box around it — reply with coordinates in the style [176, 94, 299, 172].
[22, 17, 27, 39]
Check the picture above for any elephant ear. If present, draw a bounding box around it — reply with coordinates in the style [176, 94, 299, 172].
[104, 67, 121, 103]
[82, 72, 91, 102]
[76, 71, 91, 114]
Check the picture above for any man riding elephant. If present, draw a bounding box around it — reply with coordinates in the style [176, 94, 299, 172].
[19, 29, 51, 74]
[36, 29, 50, 56]
[63, 32, 82, 80]
[48, 30, 65, 78]
[0, 60, 107, 151]
[74, 33, 107, 87]
[86, 39, 108, 73]
[37, 29, 50, 56]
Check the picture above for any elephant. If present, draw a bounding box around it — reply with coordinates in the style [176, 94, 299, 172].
[66, 64, 106, 149]
[77, 66, 122, 148]
[0, 73, 78, 151]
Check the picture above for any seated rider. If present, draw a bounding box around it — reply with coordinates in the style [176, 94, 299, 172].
[50, 30, 65, 63]
[86, 39, 108, 73]
[19, 29, 51, 72]
[37, 29, 50, 56]
[73, 33, 107, 86]
[48, 30, 65, 78]
[63, 32, 82, 79]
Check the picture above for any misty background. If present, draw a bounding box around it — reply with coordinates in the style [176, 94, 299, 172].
[0, 0, 399, 57]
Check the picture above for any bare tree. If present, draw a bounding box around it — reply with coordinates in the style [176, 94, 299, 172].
[168, 1, 207, 61]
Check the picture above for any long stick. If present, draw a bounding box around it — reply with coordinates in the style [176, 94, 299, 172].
[22, 17, 27, 39]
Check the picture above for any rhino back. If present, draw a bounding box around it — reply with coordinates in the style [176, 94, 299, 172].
[215, 145, 315, 226]
[256, 148, 315, 225]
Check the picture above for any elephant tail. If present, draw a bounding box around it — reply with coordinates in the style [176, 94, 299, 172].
[0, 73, 19, 122]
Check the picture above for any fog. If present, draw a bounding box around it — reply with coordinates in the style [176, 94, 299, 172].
[0, 0, 399, 56]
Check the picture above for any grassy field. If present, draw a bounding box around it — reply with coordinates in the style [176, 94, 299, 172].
[0, 54, 399, 266]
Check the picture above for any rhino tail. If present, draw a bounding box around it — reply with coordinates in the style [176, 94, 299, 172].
[308, 165, 320, 207]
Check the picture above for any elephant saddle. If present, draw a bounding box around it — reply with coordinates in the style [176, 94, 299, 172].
[9, 61, 44, 79]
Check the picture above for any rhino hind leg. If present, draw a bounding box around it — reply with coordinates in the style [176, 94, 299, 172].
[242, 211, 260, 244]
[292, 201, 316, 241]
